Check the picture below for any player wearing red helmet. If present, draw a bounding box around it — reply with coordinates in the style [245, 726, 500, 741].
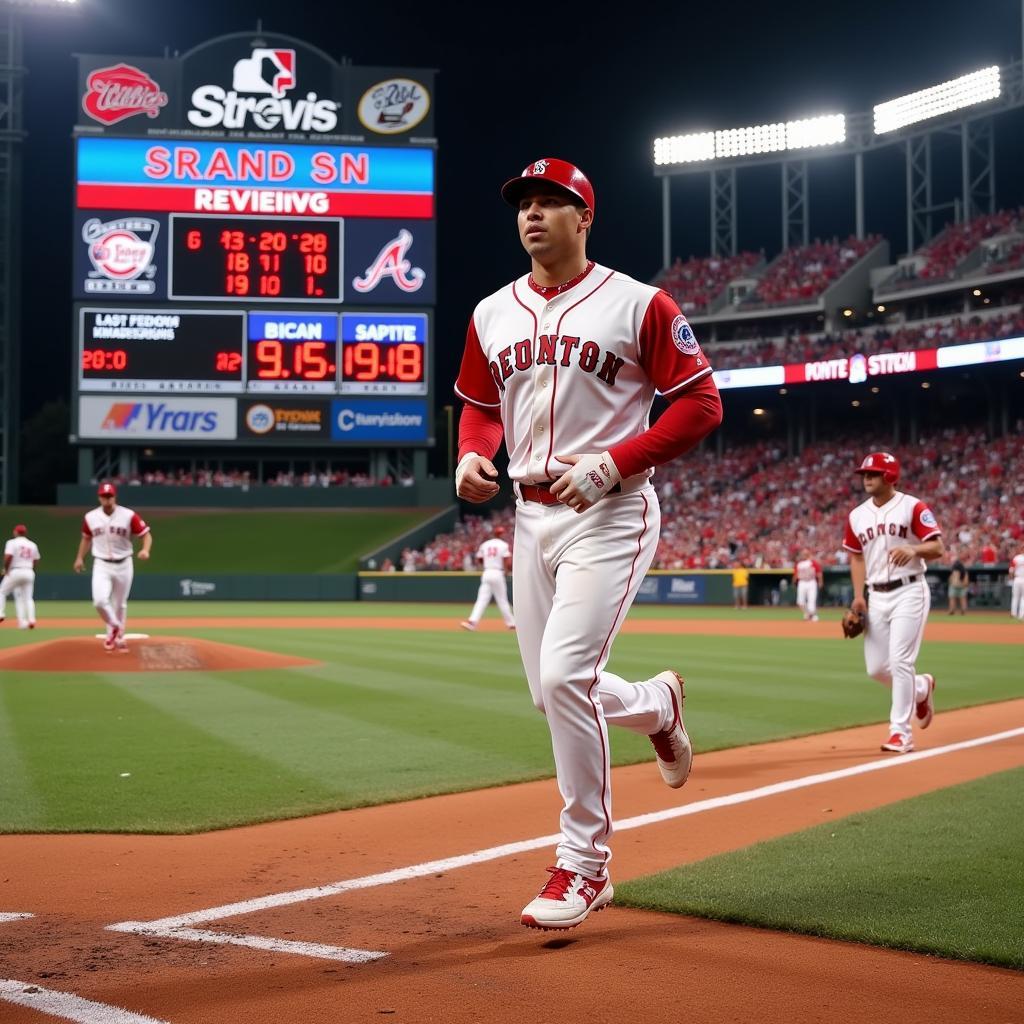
[460, 524, 515, 631]
[1, 523, 40, 628]
[843, 451, 944, 753]
[455, 157, 722, 929]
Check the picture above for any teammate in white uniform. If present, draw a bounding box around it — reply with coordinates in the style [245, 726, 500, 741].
[0, 525, 40, 629]
[73, 482, 152, 652]
[455, 158, 723, 930]
[843, 452, 943, 754]
[793, 550, 823, 621]
[1009, 552, 1024, 620]
[460, 525, 515, 631]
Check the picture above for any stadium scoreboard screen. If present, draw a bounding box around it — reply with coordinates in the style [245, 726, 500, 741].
[72, 33, 436, 447]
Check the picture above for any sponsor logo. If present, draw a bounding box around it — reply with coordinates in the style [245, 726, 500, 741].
[180, 579, 217, 597]
[245, 403, 276, 435]
[352, 229, 424, 294]
[82, 63, 168, 126]
[358, 78, 430, 134]
[101, 401, 220, 434]
[587, 470, 605, 490]
[82, 217, 159, 294]
[188, 48, 339, 132]
[670, 315, 700, 355]
[331, 398, 428, 441]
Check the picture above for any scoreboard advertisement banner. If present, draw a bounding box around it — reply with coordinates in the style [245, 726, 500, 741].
[73, 31, 436, 448]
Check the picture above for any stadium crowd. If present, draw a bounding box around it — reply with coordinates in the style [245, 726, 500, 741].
[402, 427, 1023, 572]
[884, 208, 1023, 289]
[654, 251, 763, 315]
[704, 305, 1024, 370]
[92, 468, 415, 488]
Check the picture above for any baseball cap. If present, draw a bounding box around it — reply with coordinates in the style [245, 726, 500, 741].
[501, 158, 595, 216]
[98, 482, 117, 497]
[13, 524, 27, 535]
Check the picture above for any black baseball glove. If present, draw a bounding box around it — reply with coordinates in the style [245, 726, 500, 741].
[841, 608, 866, 639]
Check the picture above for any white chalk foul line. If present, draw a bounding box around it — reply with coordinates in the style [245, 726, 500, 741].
[0, 913, 34, 924]
[107, 726, 1024, 958]
[0, 979, 169, 1024]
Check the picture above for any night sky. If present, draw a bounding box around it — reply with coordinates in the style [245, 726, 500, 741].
[16, 0, 1024, 434]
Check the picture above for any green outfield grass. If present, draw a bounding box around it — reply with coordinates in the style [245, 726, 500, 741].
[0, 604, 1019, 832]
[615, 767, 1024, 970]
[0, 507, 435, 573]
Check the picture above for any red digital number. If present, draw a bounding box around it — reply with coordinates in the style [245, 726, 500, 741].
[255, 340, 284, 378]
[215, 351, 242, 373]
[82, 349, 127, 372]
[394, 343, 421, 381]
[343, 342, 381, 380]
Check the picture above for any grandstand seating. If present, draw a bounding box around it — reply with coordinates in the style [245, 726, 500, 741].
[654, 251, 763, 315]
[99, 468, 416, 488]
[406, 428, 1023, 572]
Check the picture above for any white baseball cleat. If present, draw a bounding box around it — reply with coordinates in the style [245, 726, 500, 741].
[648, 670, 692, 788]
[115, 638, 130, 654]
[459, 620, 476, 631]
[103, 626, 123, 653]
[520, 866, 613, 930]
[915, 673, 936, 729]
[881, 733, 914, 753]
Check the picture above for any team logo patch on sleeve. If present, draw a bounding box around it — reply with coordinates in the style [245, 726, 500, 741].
[920, 508, 938, 528]
[671, 315, 699, 354]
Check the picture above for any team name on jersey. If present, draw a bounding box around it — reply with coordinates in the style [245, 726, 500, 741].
[488, 336, 626, 393]
[89, 525, 130, 537]
[856, 522, 910, 547]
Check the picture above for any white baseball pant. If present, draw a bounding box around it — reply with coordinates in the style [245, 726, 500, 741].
[512, 484, 677, 880]
[1011, 579, 1024, 620]
[467, 569, 515, 627]
[0, 569, 36, 628]
[796, 580, 818, 618]
[863, 579, 933, 741]
[92, 558, 134, 635]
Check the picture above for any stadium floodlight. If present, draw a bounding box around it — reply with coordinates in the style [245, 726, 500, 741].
[654, 114, 845, 166]
[873, 66, 1000, 134]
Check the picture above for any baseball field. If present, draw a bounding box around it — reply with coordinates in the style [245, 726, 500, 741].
[1, 601, 1022, 1023]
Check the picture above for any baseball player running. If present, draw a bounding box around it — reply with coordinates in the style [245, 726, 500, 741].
[793, 549, 823, 621]
[455, 158, 723, 930]
[460, 525, 515, 631]
[843, 452, 943, 753]
[1010, 551, 1024, 620]
[0, 525, 40, 629]
[73, 482, 152, 652]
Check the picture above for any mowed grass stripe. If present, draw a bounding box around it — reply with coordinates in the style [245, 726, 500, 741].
[615, 767, 1024, 970]
[0, 683, 47, 828]
[0, 674, 338, 833]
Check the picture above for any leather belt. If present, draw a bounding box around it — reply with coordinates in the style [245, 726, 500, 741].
[519, 481, 622, 505]
[98, 556, 129, 564]
[870, 574, 921, 593]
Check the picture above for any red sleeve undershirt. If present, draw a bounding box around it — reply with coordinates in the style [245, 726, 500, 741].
[458, 403, 504, 462]
[607, 373, 723, 478]
[457, 374, 723, 475]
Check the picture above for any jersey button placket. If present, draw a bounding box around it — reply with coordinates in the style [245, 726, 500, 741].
[531, 299, 557, 478]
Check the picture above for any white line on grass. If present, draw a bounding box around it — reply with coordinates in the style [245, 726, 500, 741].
[0, 979, 169, 1024]
[0, 913, 33, 924]
[106, 726, 1024, 958]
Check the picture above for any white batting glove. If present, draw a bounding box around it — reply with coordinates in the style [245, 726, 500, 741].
[456, 451, 501, 503]
[550, 450, 621, 513]
[456, 451, 479, 495]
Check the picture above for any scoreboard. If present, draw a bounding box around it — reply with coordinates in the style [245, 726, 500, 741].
[71, 33, 437, 447]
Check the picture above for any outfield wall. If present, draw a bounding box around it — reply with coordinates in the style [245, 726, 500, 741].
[28, 566, 1012, 607]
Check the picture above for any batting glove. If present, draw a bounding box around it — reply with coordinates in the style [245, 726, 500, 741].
[551, 451, 621, 513]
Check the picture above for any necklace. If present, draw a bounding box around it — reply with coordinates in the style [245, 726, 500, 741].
[529, 260, 595, 297]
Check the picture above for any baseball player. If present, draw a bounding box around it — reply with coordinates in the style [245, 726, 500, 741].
[843, 452, 943, 754]
[460, 525, 515, 631]
[0, 525, 40, 629]
[455, 158, 723, 930]
[73, 482, 152, 652]
[793, 549, 823, 621]
[1010, 550, 1024, 620]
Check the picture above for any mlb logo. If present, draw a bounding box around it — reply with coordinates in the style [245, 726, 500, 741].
[232, 49, 296, 98]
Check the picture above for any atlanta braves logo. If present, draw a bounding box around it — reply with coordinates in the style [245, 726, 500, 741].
[352, 230, 425, 294]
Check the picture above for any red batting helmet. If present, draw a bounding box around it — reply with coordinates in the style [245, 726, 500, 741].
[854, 451, 900, 484]
[493, 525, 506, 537]
[13, 524, 27, 536]
[98, 482, 117, 497]
[501, 158, 595, 217]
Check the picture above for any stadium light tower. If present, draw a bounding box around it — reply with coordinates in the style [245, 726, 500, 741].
[0, 0, 77, 504]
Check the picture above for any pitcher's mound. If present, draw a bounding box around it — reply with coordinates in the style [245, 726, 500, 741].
[0, 636, 318, 673]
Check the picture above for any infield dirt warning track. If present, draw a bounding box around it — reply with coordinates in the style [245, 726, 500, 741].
[2, 691, 1023, 1023]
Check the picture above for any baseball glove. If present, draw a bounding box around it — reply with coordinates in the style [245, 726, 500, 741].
[841, 608, 866, 639]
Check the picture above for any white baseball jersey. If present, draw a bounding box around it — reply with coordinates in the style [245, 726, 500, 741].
[4, 537, 39, 570]
[795, 558, 821, 581]
[82, 505, 149, 560]
[477, 537, 511, 571]
[843, 491, 941, 585]
[1011, 554, 1024, 579]
[455, 262, 712, 484]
